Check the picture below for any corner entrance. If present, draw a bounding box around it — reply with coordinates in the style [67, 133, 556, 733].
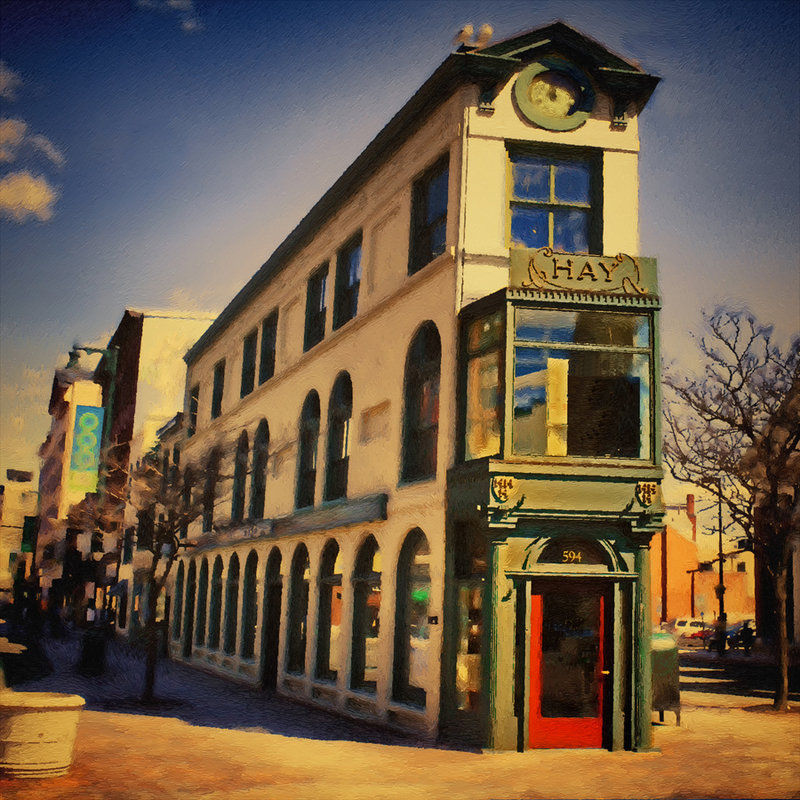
[529, 582, 610, 748]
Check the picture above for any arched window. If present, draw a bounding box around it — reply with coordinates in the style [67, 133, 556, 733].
[231, 432, 249, 523]
[180, 468, 195, 539]
[171, 561, 185, 641]
[241, 550, 259, 659]
[453, 522, 487, 713]
[324, 373, 353, 501]
[315, 539, 342, 681]
[296, 392, 320, 509]
[351, 535, 381, 693]
[393, 529, 431, 707]
[183, 560, 196, 657]
[286, 544, 310, 674]
[401, 322, 441, 482]
[249, 419, 269, 519]
[195, 557, 209, 646]
[223, 553, 241, 654]
[203, 450, 221, 532]
[261, 547, 283, 691]
[208, 556, 224, 650]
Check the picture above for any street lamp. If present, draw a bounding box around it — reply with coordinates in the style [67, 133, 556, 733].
[714, 478, 727, 656]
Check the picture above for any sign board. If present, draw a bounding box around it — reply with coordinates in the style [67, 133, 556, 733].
[510, 247, 658, 296]
[68, 405, 105, 494]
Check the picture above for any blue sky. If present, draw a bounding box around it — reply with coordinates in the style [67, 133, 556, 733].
[1, 0, 798, 478]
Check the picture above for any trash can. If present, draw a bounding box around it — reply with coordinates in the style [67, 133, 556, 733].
[77, 626, 106, 676]
[651, 631, 680, 725]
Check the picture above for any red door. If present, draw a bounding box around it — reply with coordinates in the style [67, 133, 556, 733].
[529, 585, 608, 748]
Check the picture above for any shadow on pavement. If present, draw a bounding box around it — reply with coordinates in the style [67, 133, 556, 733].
[14, 634, 477, 751]
[679, 650, 800, 704]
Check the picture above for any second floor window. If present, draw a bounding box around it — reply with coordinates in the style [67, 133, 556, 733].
[409, 155, 449, 274]
[211, 360, 225, 419]
[401, 322, 441, 482]
[333, 233, 362, 330]
[188, 384, 199, 436]
[509, 150, 597, 254]
[304, 264, 328, 352]
[324, 372, 353, 501]
[240, 329, 257, 398]
[296, 391, 320, 509]
[259, 310, 278, 384]
[463, 310, 504, 460]
[512, 307, 652, 459]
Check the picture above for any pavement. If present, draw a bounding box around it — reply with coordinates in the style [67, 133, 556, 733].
[1, 633, 799, 800]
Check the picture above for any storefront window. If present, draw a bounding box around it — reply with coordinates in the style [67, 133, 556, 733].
[316, 540, 343, 681]
[513, 308, 651, 459]
[287, 544, 310, 674]
[454, 524, 486, 713]
[351, 536, 381, 693]
[464, 310, 503, 460]
[392, 529, 431, 707]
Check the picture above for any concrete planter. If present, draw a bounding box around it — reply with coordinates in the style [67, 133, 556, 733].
[0, 689, 85, 778]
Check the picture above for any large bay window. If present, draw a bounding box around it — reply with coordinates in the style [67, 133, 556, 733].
[513, 308, 652, 459]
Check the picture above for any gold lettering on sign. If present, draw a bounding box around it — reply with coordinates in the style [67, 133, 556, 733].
[521, 247, 647, 295]
[491, 476, 515, 503]
[635, 481, 659, 507]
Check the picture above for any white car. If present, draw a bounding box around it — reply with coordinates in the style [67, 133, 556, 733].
[671, 617, 711, 641]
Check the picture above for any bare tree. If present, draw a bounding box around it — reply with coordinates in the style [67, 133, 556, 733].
[129, 449, 204, 703]
[663, 308, 799, 710]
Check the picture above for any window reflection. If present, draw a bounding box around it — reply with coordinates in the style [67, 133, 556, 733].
[351, 536, 381, 692]
[464, 311, 503, 460]
[454, 524, 486, 713]
[513, 309, 651, 459]
[393, 530, 431, 707]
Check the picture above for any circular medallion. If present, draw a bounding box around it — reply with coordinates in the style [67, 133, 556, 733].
[514, 60, 595, 131]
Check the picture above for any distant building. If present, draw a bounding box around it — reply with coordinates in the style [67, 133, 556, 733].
[652, 494, 755, 626]
[0, 469, 38, 600]
[36, 367, 104, 615]
[35, 310, 214, 623]
[156, 22, 663, 751]
[94, 310, 215, 625]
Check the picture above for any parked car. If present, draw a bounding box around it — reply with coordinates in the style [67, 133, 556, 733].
[672, 617, 712, 646]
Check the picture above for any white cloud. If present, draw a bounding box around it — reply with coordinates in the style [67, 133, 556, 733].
[0, 62, 22, 101]
[137, 0, 203, 33]
[0, 118, 65, 167]
[0, 170, 59, 222]
[29, 134, 66, 168]
[0, 118, 27, 161]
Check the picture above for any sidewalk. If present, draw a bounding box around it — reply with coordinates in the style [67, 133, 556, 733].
[1, 634, 798, 799]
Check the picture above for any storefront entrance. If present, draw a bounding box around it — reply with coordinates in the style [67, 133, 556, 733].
[529, 582, 610, 748]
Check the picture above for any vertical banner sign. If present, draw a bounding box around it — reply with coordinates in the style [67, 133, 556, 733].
[68, 405, 105, 494]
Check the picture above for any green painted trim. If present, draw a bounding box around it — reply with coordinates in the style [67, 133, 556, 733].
[513, 60, 595, 131]
[633, 543, 653, 751]
[611, 581, 625, 750]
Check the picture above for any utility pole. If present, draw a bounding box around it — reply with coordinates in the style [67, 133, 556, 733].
[715, 478, 727, 655]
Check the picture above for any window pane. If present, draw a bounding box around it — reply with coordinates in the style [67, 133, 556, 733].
[553, 209, 589, 253]
[465, 351, 501, 460]
[541, 593, 601, 717]
[510, 206, 549, 249]
[512, 158, 550, 201]
[456, 585, 483, 712]
[351, 540, 381, 692]
[553, 162, 590, 204]
[516, 309, 650, 348]
[513, 346, 650, 458]
[426, 168, 448, 224]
